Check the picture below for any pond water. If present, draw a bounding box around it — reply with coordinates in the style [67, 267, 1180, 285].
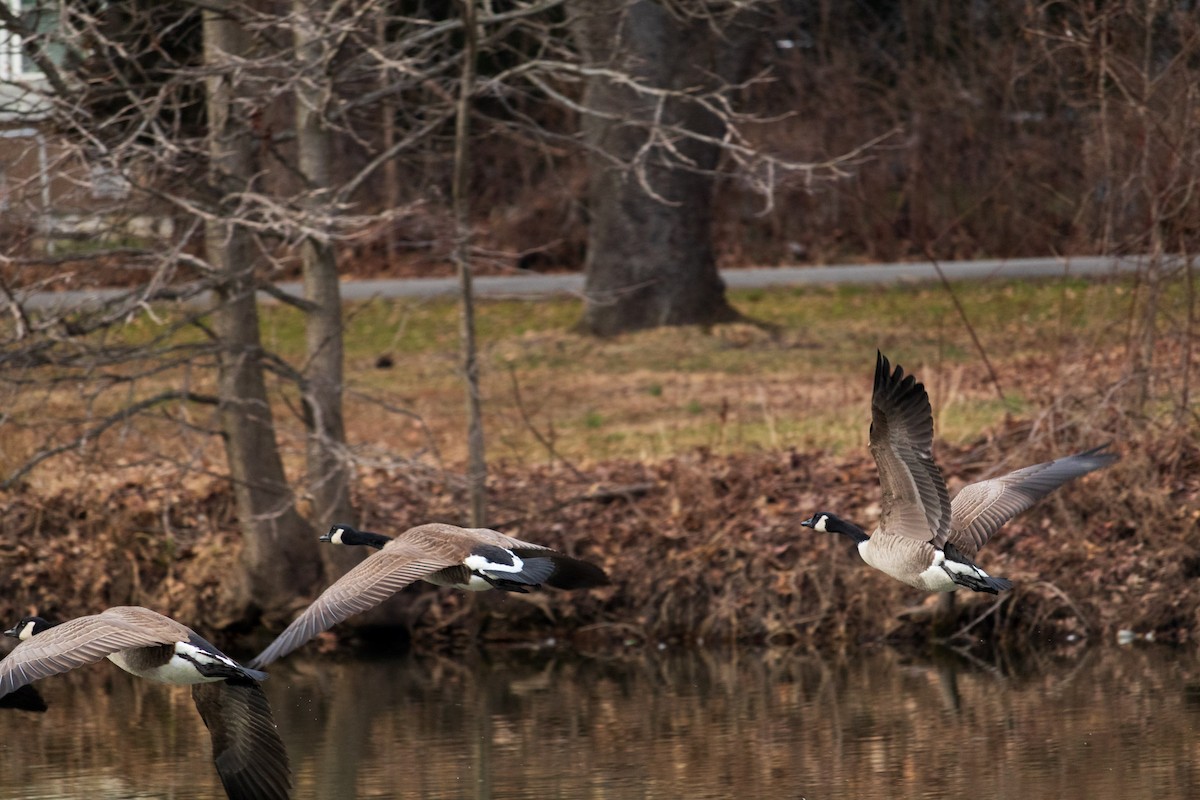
[2, 644, 1198, 799]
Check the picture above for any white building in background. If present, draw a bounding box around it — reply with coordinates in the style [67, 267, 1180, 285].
[1, 1, 164, 254]
[1, 0, 57, 118]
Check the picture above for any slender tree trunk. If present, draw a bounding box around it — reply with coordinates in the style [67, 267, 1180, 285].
[204, 3, 319, 622]
[377, 11, 400, 271]
[293, 0, 354, 546]
[454, 0, 486, 525]
[567, 0, 760, 336]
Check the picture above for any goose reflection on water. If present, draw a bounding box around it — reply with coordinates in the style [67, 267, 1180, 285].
[3, 644, 1198, 800]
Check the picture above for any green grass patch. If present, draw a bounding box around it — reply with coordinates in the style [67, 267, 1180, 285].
[6, 272, 1190, 474]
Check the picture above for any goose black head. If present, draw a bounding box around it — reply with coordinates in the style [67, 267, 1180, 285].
[321, 524, 355, 545]
[800, 513, 834, 533]
[4, 616, 52, 640]
[801, 512, 869, 544]
[321, 524, 391, 550]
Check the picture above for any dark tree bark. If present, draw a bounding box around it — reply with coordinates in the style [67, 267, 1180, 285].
[204, 3, 320, 622]
[567, 0, 763, 336]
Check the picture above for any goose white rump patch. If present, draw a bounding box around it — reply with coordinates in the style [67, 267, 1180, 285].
[464, 549, 525, 574]
[943, 558, 990, 578]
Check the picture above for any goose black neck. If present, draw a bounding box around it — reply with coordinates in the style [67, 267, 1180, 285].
[345, 529, 392, 549]
[827, 515, 870, 544]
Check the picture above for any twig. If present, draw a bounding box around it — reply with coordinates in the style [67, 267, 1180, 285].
[505, 364, 588, 482]
[923, 244, 1006, 403]
[1178, 244, 1195, 433]
[491, 482, 657, 530]
[1034, 580, 1094, 632]
[2, 390, 220, 489]
[945, 593, 1008, 640]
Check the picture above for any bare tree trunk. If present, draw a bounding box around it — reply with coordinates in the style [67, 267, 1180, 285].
[293, 0, 354, 546]
[567, 0, 760, 336]
[454, 0, 487, 526]
[377, 11, 400, 272]
[204, 3, 319, 622]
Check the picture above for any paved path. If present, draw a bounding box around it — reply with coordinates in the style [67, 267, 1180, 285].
[19, 254, 1167, 311]
[332, 254, 1158, 301]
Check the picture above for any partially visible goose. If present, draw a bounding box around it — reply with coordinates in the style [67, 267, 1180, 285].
[802, 352, 1117, 593]
[0, 607, 291, 800]
[250, 522, 609, 667]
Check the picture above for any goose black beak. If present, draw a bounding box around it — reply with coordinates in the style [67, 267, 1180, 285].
[800, 516, 816, 529]
[3, 625, 19, 638]
[318, 532, 333, 542]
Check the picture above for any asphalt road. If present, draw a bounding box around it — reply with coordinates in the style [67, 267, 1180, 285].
[18, 254, 1165, 311]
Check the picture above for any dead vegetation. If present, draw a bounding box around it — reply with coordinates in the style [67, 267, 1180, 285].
[1, 273, 1195, 653]
[2, 401, 1195, 653]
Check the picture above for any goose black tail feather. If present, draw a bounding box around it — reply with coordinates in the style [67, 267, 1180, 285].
[942, 543, 1012, 594]
[949, 572, 1013, 595]
[479, 555, 557, 593]
[547, 555, 611, 590]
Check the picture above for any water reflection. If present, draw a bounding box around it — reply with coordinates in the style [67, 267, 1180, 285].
[3, 645, 1199, 799]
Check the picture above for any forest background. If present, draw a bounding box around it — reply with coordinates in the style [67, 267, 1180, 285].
[0, 0, 1196, 653]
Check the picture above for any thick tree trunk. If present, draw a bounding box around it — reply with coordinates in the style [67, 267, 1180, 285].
[567, 0, 759, 336]
[293, 0, 354, 543]
[204, 4, 319, 623]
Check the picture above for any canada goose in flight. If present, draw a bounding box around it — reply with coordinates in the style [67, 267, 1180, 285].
[249, 522, 609, 667]
[802, 352, 1116, 593]
[0, 607, 291, 800]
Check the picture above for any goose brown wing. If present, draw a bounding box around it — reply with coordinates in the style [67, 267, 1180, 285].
[467, 528, 552, 551]
[869, 352, 951, 544]
[0, 609, 184, 698]
[248, 541, 454, 668]
[193, 681, 292, 800]
[401, 523, 552, 554]
[98, 606, 196, 639]
[948, 444, 1118, 559]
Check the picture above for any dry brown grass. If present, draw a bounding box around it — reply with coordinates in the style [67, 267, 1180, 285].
[2, 360, 1195, 651]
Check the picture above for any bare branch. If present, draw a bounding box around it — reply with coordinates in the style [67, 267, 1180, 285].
[2, 390, 219, 490]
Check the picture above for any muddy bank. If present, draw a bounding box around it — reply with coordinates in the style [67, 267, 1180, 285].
[2, 426, 1197, 653]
